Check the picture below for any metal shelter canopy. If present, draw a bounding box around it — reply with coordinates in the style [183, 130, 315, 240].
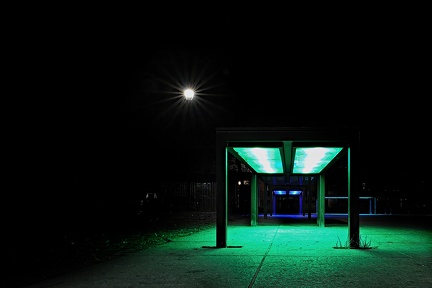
[215, 126, 361, 248]
[228, 144, 345, 186]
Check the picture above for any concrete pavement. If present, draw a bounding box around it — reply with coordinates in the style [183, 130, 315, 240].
[19, 214, 432, 287]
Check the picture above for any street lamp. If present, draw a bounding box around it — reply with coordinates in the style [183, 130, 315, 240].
[182, 88, 195, 208]
[183, 88, 195, 100]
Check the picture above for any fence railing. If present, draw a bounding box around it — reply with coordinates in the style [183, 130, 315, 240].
[160, 181, 217, 212]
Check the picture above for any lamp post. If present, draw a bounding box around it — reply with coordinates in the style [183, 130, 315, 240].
[183, 88, 195, 209]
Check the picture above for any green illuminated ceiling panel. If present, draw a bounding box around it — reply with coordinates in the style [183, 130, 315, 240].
[233, 147, 283, 174]
[232, 146, 343, 175]
[292, 147, 343, 174]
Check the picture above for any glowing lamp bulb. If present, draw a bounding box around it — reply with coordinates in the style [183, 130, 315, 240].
[183, 88, 194, 100]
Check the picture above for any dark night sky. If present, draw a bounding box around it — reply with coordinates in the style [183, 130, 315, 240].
[6, 6, 429, 233]
[74, 11, 427, 177]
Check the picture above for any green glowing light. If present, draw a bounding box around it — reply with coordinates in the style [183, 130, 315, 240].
[293, 147, 343, 174]
[233, 147, 283, 174]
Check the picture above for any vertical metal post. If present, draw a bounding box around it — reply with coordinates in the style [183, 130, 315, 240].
[272, 192, 276, 216]
[216, 136, 227, 248]
[299, 191, 303, 215]
[374, 197, 377, 214]
[317, 174, 326, 227]
[263, 185, 268, 219]
[348, 129, 361, 248]
[250, 174, 258, 226]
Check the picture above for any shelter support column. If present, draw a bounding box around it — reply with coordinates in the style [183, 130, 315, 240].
[317, 174, 326, 227]
[348, 131, 361, 248]
[250, 174, 258, 226]
[216, 137, 227, 248]
[299, 189, 303, 215]
[302, 187, 306, 217]
[373, 197, 377, 214]
[264, 185, 268, 219]
[272, 192, 276, 216]
[307, 187, 312, 220]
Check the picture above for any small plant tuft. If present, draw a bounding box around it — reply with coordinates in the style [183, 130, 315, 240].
[334, 236, 349, 249]
[359, 235, 372, 249]
[333, 235, 376, 249]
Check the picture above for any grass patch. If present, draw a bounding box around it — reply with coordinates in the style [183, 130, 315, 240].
[333, 235, 377, 249]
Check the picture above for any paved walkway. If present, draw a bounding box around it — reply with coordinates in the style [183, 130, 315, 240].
[19, 215, 432, 287]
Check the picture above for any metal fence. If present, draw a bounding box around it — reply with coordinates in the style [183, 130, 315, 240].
[160, 181, 217, 212]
